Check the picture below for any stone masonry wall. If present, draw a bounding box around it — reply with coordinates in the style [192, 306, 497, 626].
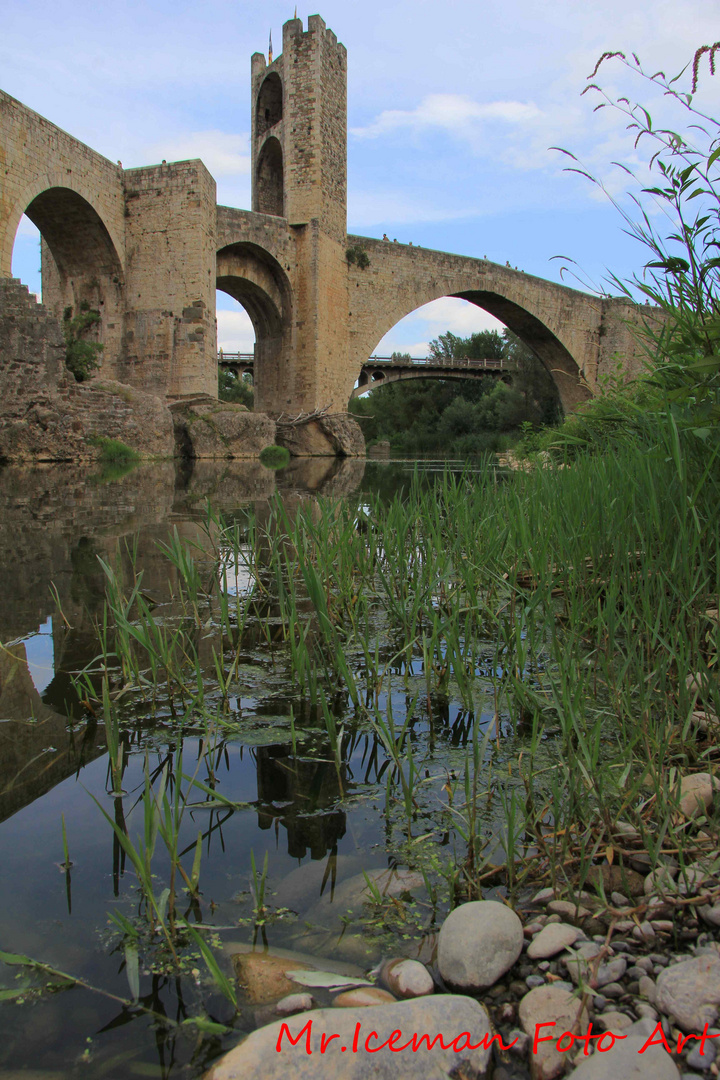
[122, 160, 218, 397]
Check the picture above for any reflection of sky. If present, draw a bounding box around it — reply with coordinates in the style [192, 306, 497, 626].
[23, 616, 54, 696]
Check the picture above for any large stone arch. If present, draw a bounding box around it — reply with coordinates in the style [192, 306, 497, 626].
[0, 92, 128, 379]
[216, 242, 294, 414]
[345, 238, 635, 415]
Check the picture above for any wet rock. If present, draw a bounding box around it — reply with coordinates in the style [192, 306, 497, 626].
[233, 953, 318, 1004]
[656, 954, 720, 1031]
[518, 984, 589, 1080]
[304, 867, 424, 929]
[204, 995, 494, 1079]
[527, 923, 580, 960]
[438, 900, 524, 992]
[333, 987, 396, 1007]
[678, 774, 720, 819]
[381, 959, 434, 1000]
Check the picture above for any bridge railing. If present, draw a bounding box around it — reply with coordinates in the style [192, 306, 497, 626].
[217, 351, 519, 371]
[365, 355, 519, 370]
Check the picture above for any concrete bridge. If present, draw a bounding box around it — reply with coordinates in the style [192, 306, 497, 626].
[219, 351, 519, 397]
[0, 13, 648, 456]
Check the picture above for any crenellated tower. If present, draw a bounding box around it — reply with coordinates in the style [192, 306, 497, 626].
[251, 15, 347, 243]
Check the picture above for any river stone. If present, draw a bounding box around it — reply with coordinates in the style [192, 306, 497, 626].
[698, 902, 720, 927]
[644, 866, 678, 896]
[333, 987, 396, 1007]
[527, 922, 580, 959]
[547, 900, 590, 921]
[437, 900, 523, 991]
[518, 984, 589, 1080]
[382, 959, 434, 999]
[655, 954, 720, 1031]
[304, 867, 425, 929]
[203, 995, 494, 1080]
[565, 1032, 679, 1079]
[678, 773, 720, 818]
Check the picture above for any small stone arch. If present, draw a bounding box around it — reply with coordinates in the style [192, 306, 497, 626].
[256, 72, 283, 136]
[216, 242, 293, 414]
[255, 137, 284, 218]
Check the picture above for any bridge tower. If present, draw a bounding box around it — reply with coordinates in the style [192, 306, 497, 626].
[249, 16, 351, 420]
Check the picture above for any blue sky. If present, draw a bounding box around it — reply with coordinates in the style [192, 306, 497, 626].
[6, 0, 720, 356]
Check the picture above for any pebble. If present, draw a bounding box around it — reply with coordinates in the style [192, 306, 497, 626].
[596, 1010, 634, 1032]
[596, 958, 627, 988]
[633, 922, 657, 944]
[507, 1028, 530, 1056]
[698, 902, 720, 928]
[527, 922, 580, 959]
[525, 975, 545, 989]
[656, 953, 720, 1032]
[437, 900, 524, 992]
[638, 975, 656, 1003]
[601, 982, 625, 999]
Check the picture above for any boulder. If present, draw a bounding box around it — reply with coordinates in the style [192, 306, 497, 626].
[437, 900, 523, 992]
[203, 995, 493, 1080]
[170, 398, 276, 459]
[275, 414, 365, 458]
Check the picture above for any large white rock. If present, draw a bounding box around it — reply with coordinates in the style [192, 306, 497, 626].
[204, 995, 493, 1080]
[655, 953, 720, 1032]
[437, 900, 523, 991]
[566, 1019, 679, 1079]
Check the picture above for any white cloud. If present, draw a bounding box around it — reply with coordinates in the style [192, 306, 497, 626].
[143, 131, 251, 176]
[352, 93, 541, 140]
[376, 298, 505, 356]
[217, 308, 255, 353]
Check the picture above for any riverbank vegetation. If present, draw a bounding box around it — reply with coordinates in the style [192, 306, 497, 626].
[349, 329, 561, 455]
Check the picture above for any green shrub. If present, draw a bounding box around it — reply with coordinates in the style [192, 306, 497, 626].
[259, 444, 291, 469]
[63, 301, 104, 382]
[88, 435, 140, 464]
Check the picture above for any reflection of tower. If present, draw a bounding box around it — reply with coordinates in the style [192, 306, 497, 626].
[250, 16, 351, 416]
[255, 744, 346, 859]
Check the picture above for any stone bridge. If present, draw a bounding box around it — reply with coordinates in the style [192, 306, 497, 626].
[0, 13, 649, 458]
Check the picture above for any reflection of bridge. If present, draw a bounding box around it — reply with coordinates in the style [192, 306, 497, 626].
[218, 351, 519, 397]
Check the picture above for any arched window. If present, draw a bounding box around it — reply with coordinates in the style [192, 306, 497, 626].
[256, 138, 284, 217]
[256, 73, 283, 136]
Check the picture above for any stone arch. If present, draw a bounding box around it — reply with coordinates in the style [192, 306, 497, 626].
[256, 72, 283, 136]
[349, 251, 599, 415]
[255, 137, 284, 217]
[216, 242, 293, 414]
[9, 185, 125, 378]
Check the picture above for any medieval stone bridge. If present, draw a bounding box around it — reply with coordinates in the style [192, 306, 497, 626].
[0, 13, 649, 457]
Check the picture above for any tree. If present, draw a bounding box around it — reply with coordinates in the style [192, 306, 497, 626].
[219, 368, 254, 408]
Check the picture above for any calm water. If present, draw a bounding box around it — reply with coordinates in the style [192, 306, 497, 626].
[0, 455, 526, 1078]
